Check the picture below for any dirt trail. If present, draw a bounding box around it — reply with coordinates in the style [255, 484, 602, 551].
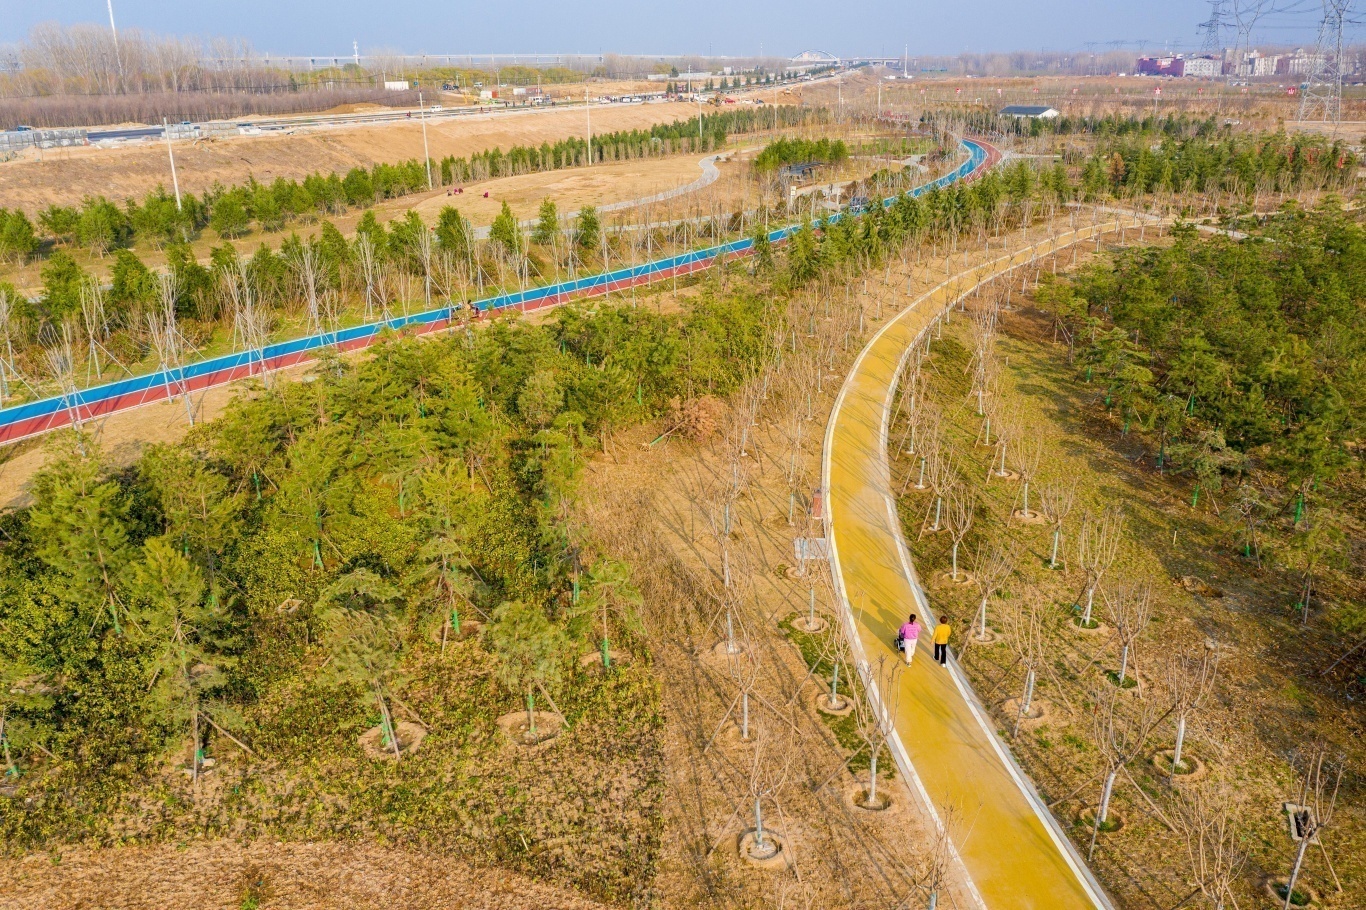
[0, 102, 698, 213]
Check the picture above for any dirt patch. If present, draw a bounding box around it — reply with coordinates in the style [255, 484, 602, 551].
[357, 721, 426, 760]
[0, 102, 702, 213]
[496, 710, 564, 748]
[0, 841, 613, 910]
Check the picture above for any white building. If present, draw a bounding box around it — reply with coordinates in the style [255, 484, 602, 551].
[1182, 56, 1221, 78]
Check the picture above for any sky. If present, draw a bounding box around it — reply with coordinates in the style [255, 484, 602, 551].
[0, 0, 1327, 58]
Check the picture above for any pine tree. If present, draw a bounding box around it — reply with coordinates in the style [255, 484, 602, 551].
[532, 198, 560, 246]
[575, 206, 601, 251]
[125, 537, 235, 780]
[489, 201, 522, 255]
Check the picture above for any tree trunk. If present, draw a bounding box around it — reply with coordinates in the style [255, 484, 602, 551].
[1089, 767, 1119, 860]
[1284, 831, 1311, 910]
[1117, 643, 1130, 688]
[526, 690, 536, 736]
[377, 687, 401, 760]
[741, 690, 750, 740]
[976, 597, 988, 640]
[1172, 714, 1187, 774]
[1050, 527, 1061, 569]
[868, 748, 880, 807]
[1082, 583, 1097, 625]
[754, 796, 766, 848]
[951, 542, 960, 580]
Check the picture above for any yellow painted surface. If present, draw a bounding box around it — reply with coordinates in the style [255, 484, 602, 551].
[825, 224, 1125, 910]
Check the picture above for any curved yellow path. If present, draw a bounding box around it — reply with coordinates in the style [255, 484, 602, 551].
[823, 224, 1127, 910]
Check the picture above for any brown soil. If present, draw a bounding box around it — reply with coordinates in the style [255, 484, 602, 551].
[357, 721, 426, 760]
[0, 101, 700, 213]
[0, 841, 612, 910]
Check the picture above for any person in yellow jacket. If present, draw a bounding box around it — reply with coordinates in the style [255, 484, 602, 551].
[932, 619, 952, 665]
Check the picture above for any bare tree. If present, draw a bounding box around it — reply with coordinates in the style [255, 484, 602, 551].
[740, 724, 794, 863]
[1171, 780, 1250, 910]
[944, 482, 975, 581]
[1162, 645, 1220, 779]
[725, 645, 762, 743]
[851, 655, 904, 810]
[1013, 431, 1045, 520]
[1000, 588, 1052, 737]
[1104, 582, 1153, 690]
[1077, 506, 1125, 627]
[1087, 681, 1168, 859]
[1039, 479, 1077, 571]
[1282, 744, 1345, 909]
[971, 544, 1014, 642]
[919, 453, 956, 537]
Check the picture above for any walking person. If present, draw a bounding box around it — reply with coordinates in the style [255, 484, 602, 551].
[933, 619, 952, 665]
[897, 614, 922, 665]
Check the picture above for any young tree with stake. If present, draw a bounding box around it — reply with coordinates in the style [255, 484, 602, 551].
[126, 536, 235, 781]
[1087, 681, 1169, 859]
[1000, 589, 1053, 737]
[1281, 744, 1345, 909]
[944, 482, 975, 582]
[490, 599, 568, 741]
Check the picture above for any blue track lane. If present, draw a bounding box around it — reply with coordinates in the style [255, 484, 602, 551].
[0, 139, 989, 443]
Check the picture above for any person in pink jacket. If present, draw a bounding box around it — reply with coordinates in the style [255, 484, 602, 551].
[897, 614, 922, 665]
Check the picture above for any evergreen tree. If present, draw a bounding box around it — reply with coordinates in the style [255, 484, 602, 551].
[125, 537, 234, 779]
[574, 206, 601, 251]
[435, 206, 470, 256]
[39, 251, 87, 320]
[489, 201, 522, 255]
[532, 198, 560, 246]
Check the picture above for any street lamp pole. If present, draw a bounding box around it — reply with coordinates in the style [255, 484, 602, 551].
[419, 92, 433, 190]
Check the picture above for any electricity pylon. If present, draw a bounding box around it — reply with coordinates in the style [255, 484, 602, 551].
[1297, 0, 1353, 123]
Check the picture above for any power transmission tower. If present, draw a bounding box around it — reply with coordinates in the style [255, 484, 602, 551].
[1198, 0, 1226, 53]
[1297, 0, 1353, 123]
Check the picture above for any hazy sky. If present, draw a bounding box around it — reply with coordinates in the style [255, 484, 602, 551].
[0, 0, 1326, 57]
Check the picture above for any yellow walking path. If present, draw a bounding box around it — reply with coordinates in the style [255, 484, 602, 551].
[823, 224, 1125, 910]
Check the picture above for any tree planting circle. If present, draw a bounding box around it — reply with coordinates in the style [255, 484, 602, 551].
[1264, 877, 1318, 907]
[1012, 509, 1048, 525]
[1078, 805, 1125, 834]
[1002, 697, 1051, 730]
[737, 830, 788, 870]
[939, 571, 976, 587]
[359, 721, 426, 760]
[815, 691, 855, 717]
[791, 615, 828, 634]
[1072, 617, 1108, 635]
[969, 626, 999, 645]
[496, 710, 563, 748]
[845, 780, 895, 813]
[1151, 749, 1209, 782]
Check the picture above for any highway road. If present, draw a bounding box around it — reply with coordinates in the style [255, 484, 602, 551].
[823, 223, 1133, 910]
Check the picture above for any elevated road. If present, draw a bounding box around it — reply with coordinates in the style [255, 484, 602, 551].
[823, 223, 1130, 910]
